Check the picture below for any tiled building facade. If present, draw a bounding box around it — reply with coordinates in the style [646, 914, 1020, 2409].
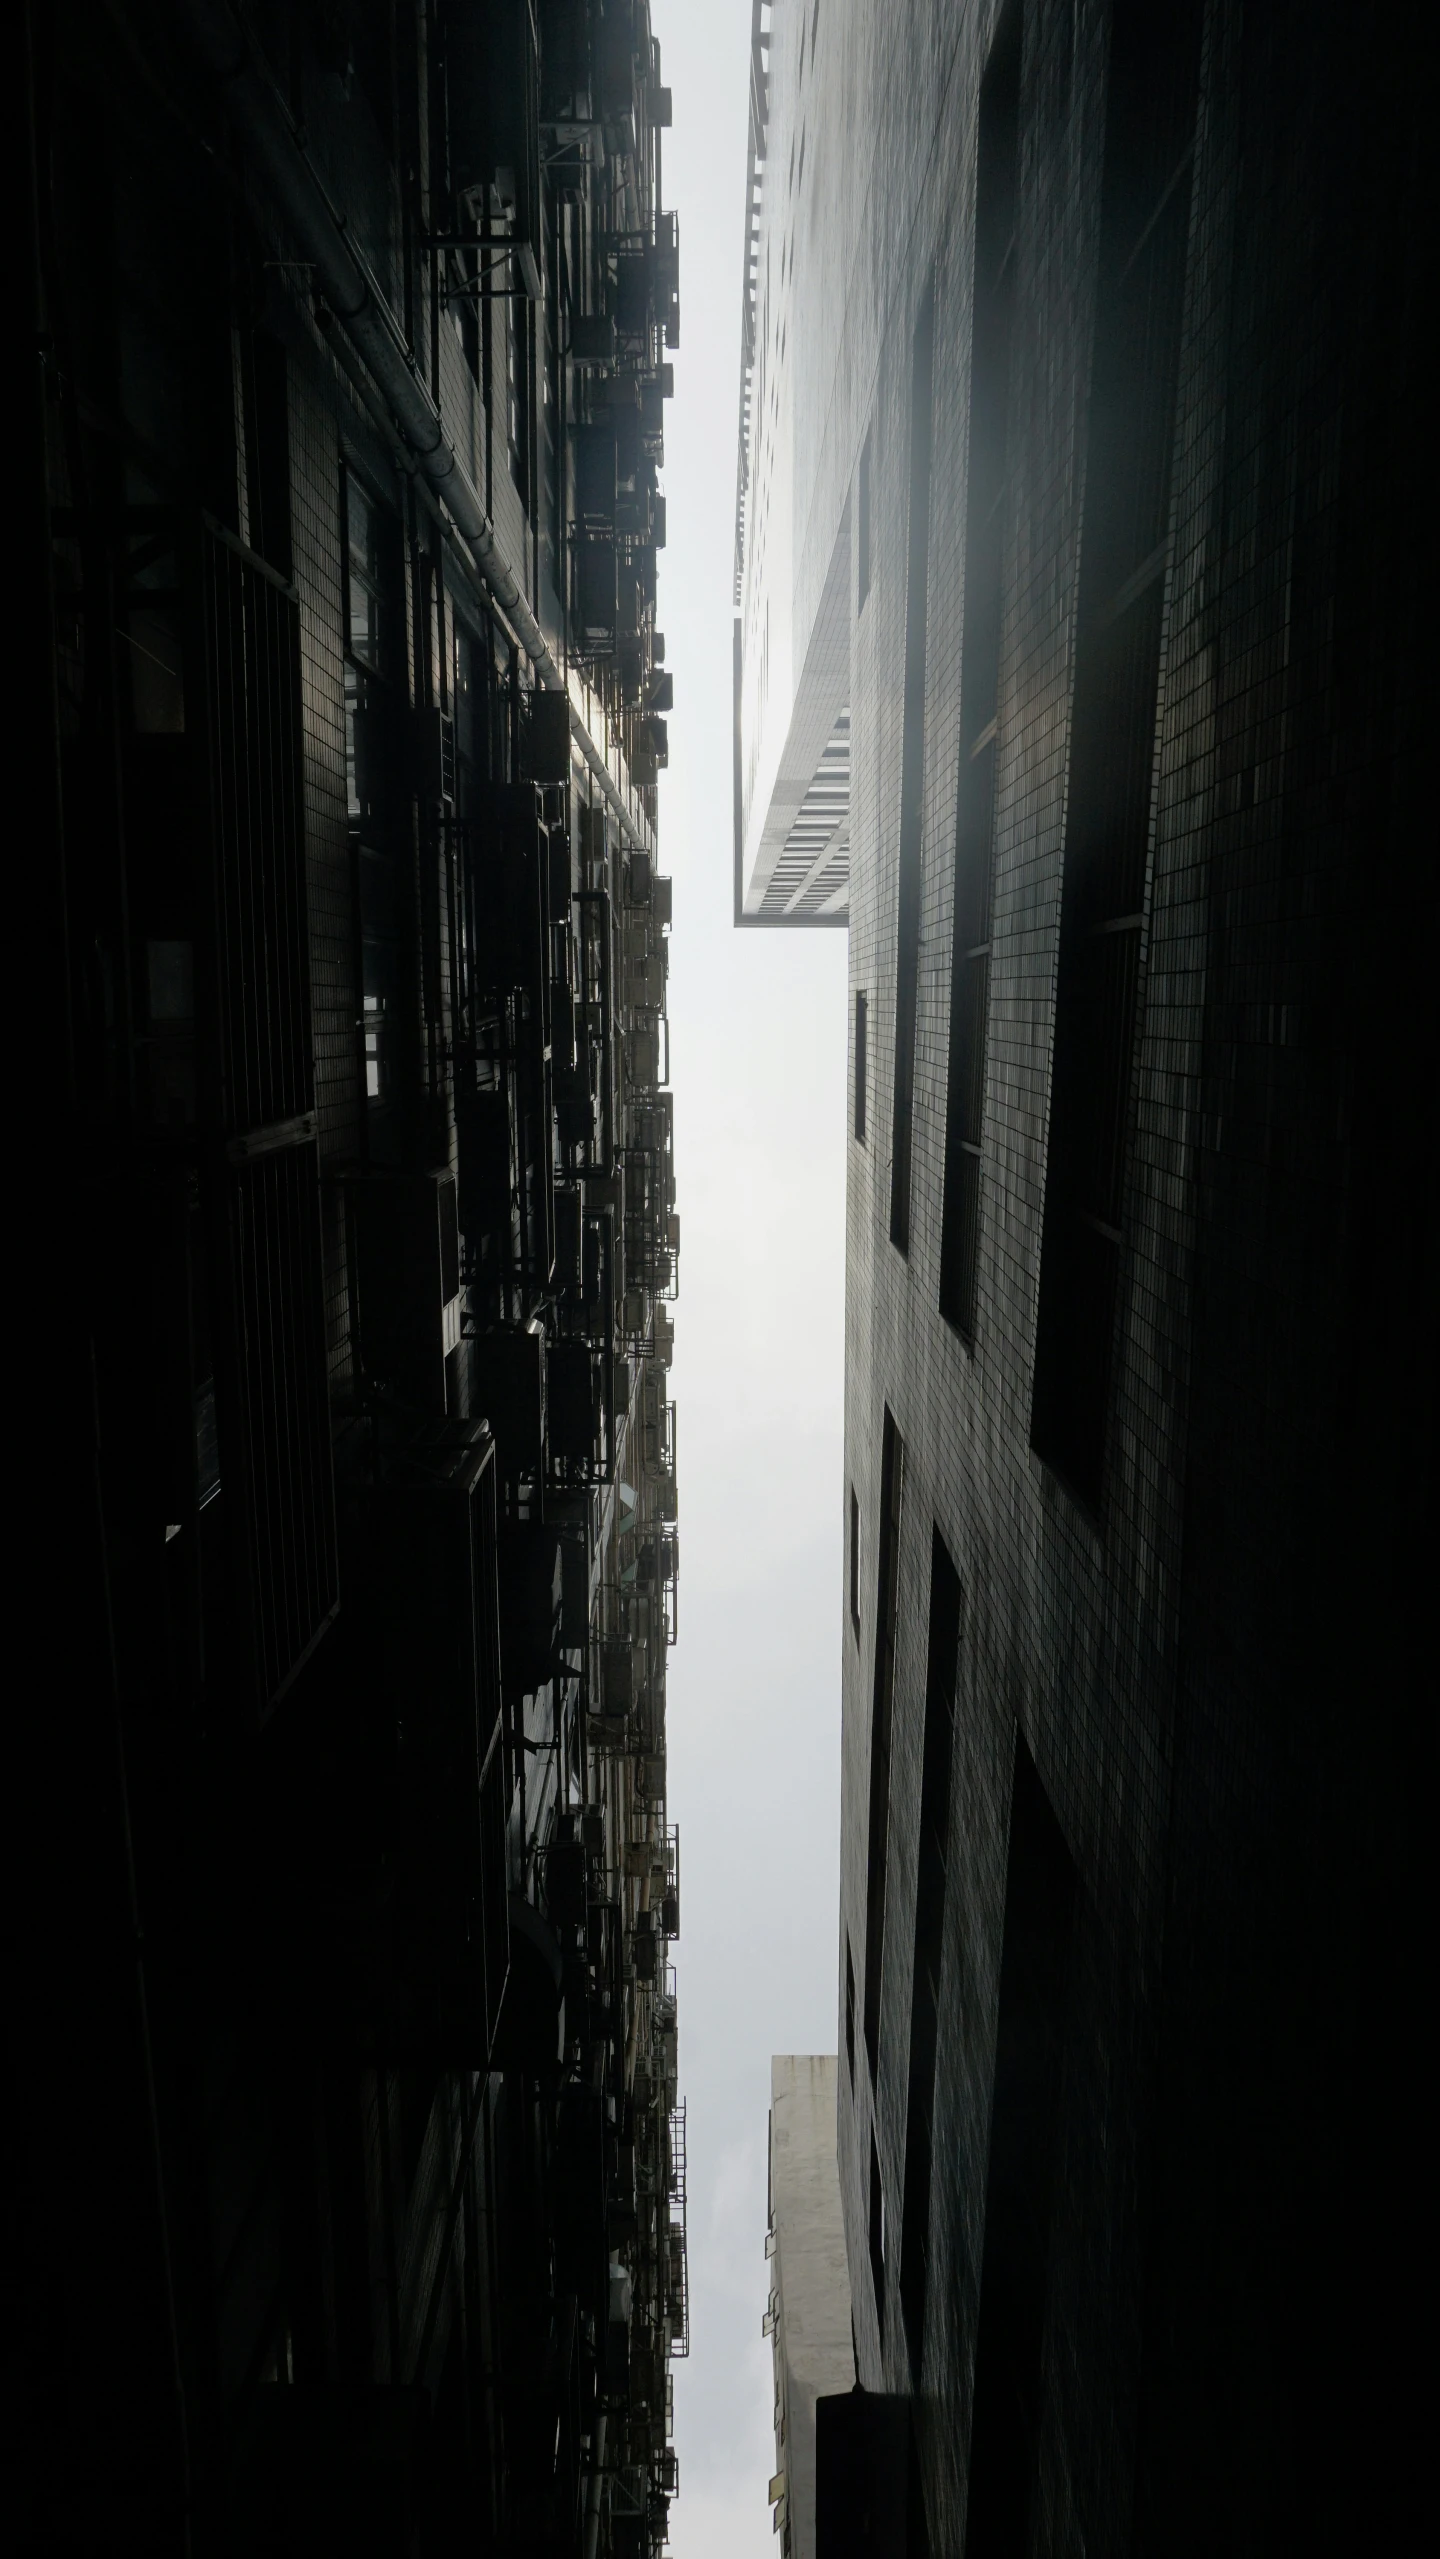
[21, 3, 689, 2551]
[736, 1, 1426, 2549]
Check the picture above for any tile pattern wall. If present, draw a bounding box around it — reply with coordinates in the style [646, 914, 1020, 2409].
[816, 0, 1426, 2549]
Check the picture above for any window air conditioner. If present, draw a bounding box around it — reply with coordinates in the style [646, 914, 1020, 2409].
[525, 687, 572, 785]
[349, 1171, 462, 1415]
[470, 1318, 547, 1473]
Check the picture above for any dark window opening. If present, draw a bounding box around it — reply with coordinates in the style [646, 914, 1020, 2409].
[966, 1731, 1077, 2557]
[857, 430, 872, 613]
[939, 1, 1022, 1339]
[889, 283, 936, 1255]
[900, 1531, 962, 2377]
[850, 1483, 862, 1637]
[863, 1410, 904, 2078]
[846, 1937, 857, 2083]
[855, 990, 868, 1142]
[869, 2126, 886, 2326]
[508, 299, 532, 507]
[1030, 0, 1203, 1507]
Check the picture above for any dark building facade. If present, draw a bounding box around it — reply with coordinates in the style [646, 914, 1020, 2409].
[20, 4, 688, 2552]
[736, 1, 1427, 2551]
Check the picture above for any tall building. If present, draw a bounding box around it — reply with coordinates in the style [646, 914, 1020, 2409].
[764, 2058, 855, 2558]
[735, 1, 1426, 2550]
[19, 4, 688, 2552]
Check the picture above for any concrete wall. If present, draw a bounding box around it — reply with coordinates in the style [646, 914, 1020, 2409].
[769, 2056, 855, 2558]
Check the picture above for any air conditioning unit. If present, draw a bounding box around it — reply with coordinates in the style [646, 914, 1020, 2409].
[497, 1519, 562, 1697]
[572, 313, 617, 371]
[470, 786, 549, 996]
[630, 1024, 661, 1088]
[456, 1083, 511, 1241]
[639, 1751, 666, 1802]
[349, 1171, 462, 1415]
[601, 1639, 634, 1714]
[471, 1318, 546, 1473]
[554, 1187, 583, 1292]
[575, 538, 617, 654]
[525, 687, 572, 784]
[548, 1337, 601, 1463]
[574, 422, 618, 524]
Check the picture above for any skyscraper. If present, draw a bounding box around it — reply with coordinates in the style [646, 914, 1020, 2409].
[735, 1, 1426, 2548]
[20, 4, 688, 2550]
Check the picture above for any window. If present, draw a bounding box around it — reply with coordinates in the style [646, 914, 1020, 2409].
[857, 430, 872, 613]
[938, 1, 1022, 1340]
[1030, 0, 1203, 1506]
[344, 472, 393, 681]
[845, 1936, 857, 2083]
[863, 1410, 904, 2077]
[889, 282, 936, 1255]
[849, 1483, 862, 1636]
[868, 2126, 886, 2324]
[343, 467, 404, 1122]
[507, 299, 531, 505]
[900, 1531, 962, 2376]
[966, 1731, 1077, 2553]
[854, 991, 868, 1142]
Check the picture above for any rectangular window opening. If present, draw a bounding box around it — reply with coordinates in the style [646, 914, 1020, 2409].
[849, 1483, 862, 1637]
[854, 990, 868, 1143]
[868, 2125, 886, 2325]
[899, 1531, 962, 2378]
[1030, 0, 1203, 1509]
[888, 283, 936, 1255]
[939, 1, 1022, 1339]
[966, 1730, 1077, 2555]
[857, 430, 872, 613]
[863, 1410, 904, 2078]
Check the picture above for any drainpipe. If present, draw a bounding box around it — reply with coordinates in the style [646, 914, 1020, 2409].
[176, 0, 561, 689]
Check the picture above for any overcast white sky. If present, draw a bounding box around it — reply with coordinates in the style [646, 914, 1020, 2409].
[649, 4, 851, 2551]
